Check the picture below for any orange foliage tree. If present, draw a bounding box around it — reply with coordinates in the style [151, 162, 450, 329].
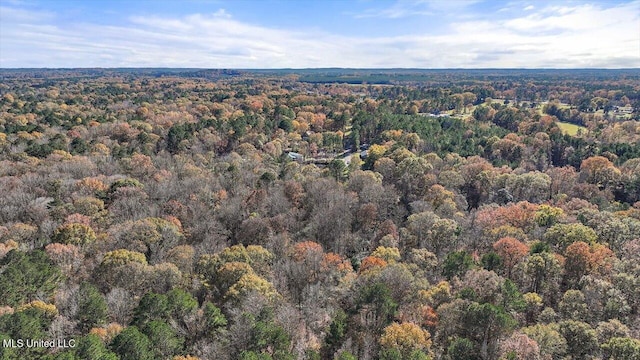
[493, 237, 529, 279]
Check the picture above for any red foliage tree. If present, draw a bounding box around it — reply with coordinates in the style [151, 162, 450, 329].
[493, 237, 529, 279]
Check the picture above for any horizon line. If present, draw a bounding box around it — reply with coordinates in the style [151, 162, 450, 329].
[1, 67, 640, 71]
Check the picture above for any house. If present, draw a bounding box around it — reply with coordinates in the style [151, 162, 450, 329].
[287, 152, 304, 162]
[615, 106, 633, 114]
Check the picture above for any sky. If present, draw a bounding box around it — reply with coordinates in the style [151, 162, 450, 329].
[1, 0, 639, 69]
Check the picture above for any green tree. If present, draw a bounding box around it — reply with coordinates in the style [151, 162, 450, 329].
[0, 309, 49, 342]
[443, 251, 474, 279]
[143, 320, 184, 359]
[559, 290, 588, 321]
[0, 333, 20, 360]
[462, 303, 516, 360]
[110, 326, 154, 360]
[0, 307, 55, 359]
[0, 250, 61, 307]
[167, 288, 198, 321]
[481, 252, 502, 272]
[447, 338, 480, 360]
[544, 223, 597, 251]
[242, 308, 294, 360]
[601, 337, 640, 360]
[501, 279, 525, 312]
[203, 302, 227, 337]
[324, 309, 348, 357]
[357, 282, 399, 331]
[132, 293, 169, 328]
[336, 351, 357, 360]
[328, 159, 349, 181]
[558, 320, 599, 360]
[522, 323, 567, 360]
[76, 282, 108, 332]
[523, 251, 562, 302]
[74, 334, 119, 360]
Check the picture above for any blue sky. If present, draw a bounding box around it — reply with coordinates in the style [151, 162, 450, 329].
[1, 0, 639, 68]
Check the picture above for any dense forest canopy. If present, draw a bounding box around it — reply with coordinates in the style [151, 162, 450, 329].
[0, 69, 639, 360]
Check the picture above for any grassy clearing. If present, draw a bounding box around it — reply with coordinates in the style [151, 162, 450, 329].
[557, 121, 587, 136]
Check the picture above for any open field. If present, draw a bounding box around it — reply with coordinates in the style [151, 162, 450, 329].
[557, 121, 587, 136]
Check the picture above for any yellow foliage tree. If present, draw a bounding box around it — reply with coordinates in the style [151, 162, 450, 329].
[225, 273, 279, 301]
[18, 300, 58, 318]
[380, 322, 432, 357]
[371, 246, 401, 263]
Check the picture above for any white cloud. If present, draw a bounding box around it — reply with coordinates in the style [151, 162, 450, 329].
[354, 0, 480, 19]
[1, 1, 639, 68]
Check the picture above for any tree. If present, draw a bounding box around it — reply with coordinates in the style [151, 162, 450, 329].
[595, 319, 630, 344]
[240, 308, 294, 360]
[0, 307, 52, 351]
[143, 320, 184, 359]
[558, 290, 588, 321]
[226, 273, 279, 302]
[523, 293, 543, 325]
[564, 242, 615, 287]
[371, 246, 401, 263]
[52, 223, 97, 246]
[328, 159, 349, 182]
[523, 251, 562, 302]
[462, 302, 517, 360]
[211, 261, 256, 297]
[167, 288, 198, 322]
[442, 251, 474, 280]
[336, 351, 358, 360]
[119, 217, 183, 264]
[379, 322, 432, 358]
[395, 156, 434, 203]
[203, 302, 228, 337]
[407, 211, 439, 247]
[475, 201, 540, 237]
[447, 338, 480, 360]
[522, 323, 567, 360]
[473, 106, 496, 122]
[359, 256, 389, 274]
[0, 333, 20, 360]
[96, 249, 149, 293]
[481, 252, 503, 272]
[76, 282, 108, 333]
[601, 337, 640, 360]
[74, 334, 119, 360]
[501, 280, 526, 312]
[0, 250, 61, 307]
[324, 310, 348, 357]
[544, 223, 598, 251]
[534, 205, 564, 227]
[132, 293, 170, 328]
[580, 156, 621, 189]
[357, 282, 399, 332]
[406, 211, 458, 256]
[45, 243, 83, 276]
[460, 269, 504, 305]
[499, 332, 541, 360]
[101, 249, 147, 268]
[110, 326, 154, 360]
[493, 237, 528, 279]
[558, 320, 599, 360]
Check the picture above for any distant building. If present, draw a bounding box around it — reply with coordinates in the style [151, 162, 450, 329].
[287, 152, 304, 162]
[615, 106, 633, 114]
